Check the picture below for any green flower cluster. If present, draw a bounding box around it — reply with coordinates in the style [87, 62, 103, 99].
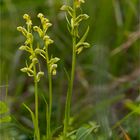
[17, 14, 44, 82]
[17, 13, 60, 80]
[33, 13, 60, 76]
[61, 0, 90, 54]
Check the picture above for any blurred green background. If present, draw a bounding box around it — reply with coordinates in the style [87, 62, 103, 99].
[0, 0, 140, 139]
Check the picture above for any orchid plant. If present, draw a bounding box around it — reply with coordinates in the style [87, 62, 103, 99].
[17, 13, 59, 140]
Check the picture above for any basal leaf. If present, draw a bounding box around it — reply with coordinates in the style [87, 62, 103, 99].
[0, 101, 9, 114]
[0, 115, 11, 123]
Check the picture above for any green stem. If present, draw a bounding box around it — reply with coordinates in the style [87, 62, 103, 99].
[46, 101, 49, 138]
[63, 2, 77, 139]
[46, 48, 52, 140]
[48, 72, 52, 140]
[33, 66, 40, 140]
[112, 111, 136, 129]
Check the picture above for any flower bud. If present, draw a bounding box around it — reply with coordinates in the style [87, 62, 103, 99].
[35, 48, 42, 54]
[37, 13, 44, 19]
[43, 22, 52, 32]
[17, 26, 23, 31]
[43, 35, 50, 41]
[52, 69, 56, 75]
[23, 14, 32, 29]
[37, 13, 46, 25]
[75, 14, 89, 25]
[33, 26, 43, 37]
[23, 14, 30, 20]
[76, 47, 83, 54]
[76, 42, 90, 54]
[50, 64, 58, 75]
[17, 26, 28, 36]
[42, 18, 49, 24]
[25, 33, 33, 44]
[49, 57, 60, 64]
[19, 45, 29, 51]
[43, 35, 54, 46]
[54, 57, 60, 62]
[20, 67, 28, 72]
[32, 58, 38, 64]
[60, 5, 73, 17]
[75, 0, 85, 8]
[40, 18, 51, 32]
[36, 71, 44, 82]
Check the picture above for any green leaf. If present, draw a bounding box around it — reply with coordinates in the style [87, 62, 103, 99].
[0, 115, 11, 123]
[75, 14, 89, 25]
[41, 95, 49, 138]
[0, 101, 9, 114]
[63, 67, 70, 83]
[65, 14, 71, 33]
[60, 5, 73, 17]
[76, 127, 94, 140]
[23, 103, 40, 138]
[76, 42, 90, 54]
[23, 103, 37, 130]
[77, 26, 89, 45]
[0, 101, 11, 123]
[125, 101, 140, 115]
[49, 57, 60, 64]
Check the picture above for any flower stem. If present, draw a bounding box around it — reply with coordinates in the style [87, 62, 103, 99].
[63, 2, 77, 139]
[47, 72, 52, 140]
[46, 47, 52, 140]
[33, 66, 40, 140]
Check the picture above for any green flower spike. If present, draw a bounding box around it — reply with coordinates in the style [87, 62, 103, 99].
[17, 14, 48, 140]
[18, 13, 60, 140]
[37, 13, 51, 33]
[61, 0, 90, 138]
[33, 13, 60, 139]
[75, 0, 85, 8]
[23, 14, 32, 31]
